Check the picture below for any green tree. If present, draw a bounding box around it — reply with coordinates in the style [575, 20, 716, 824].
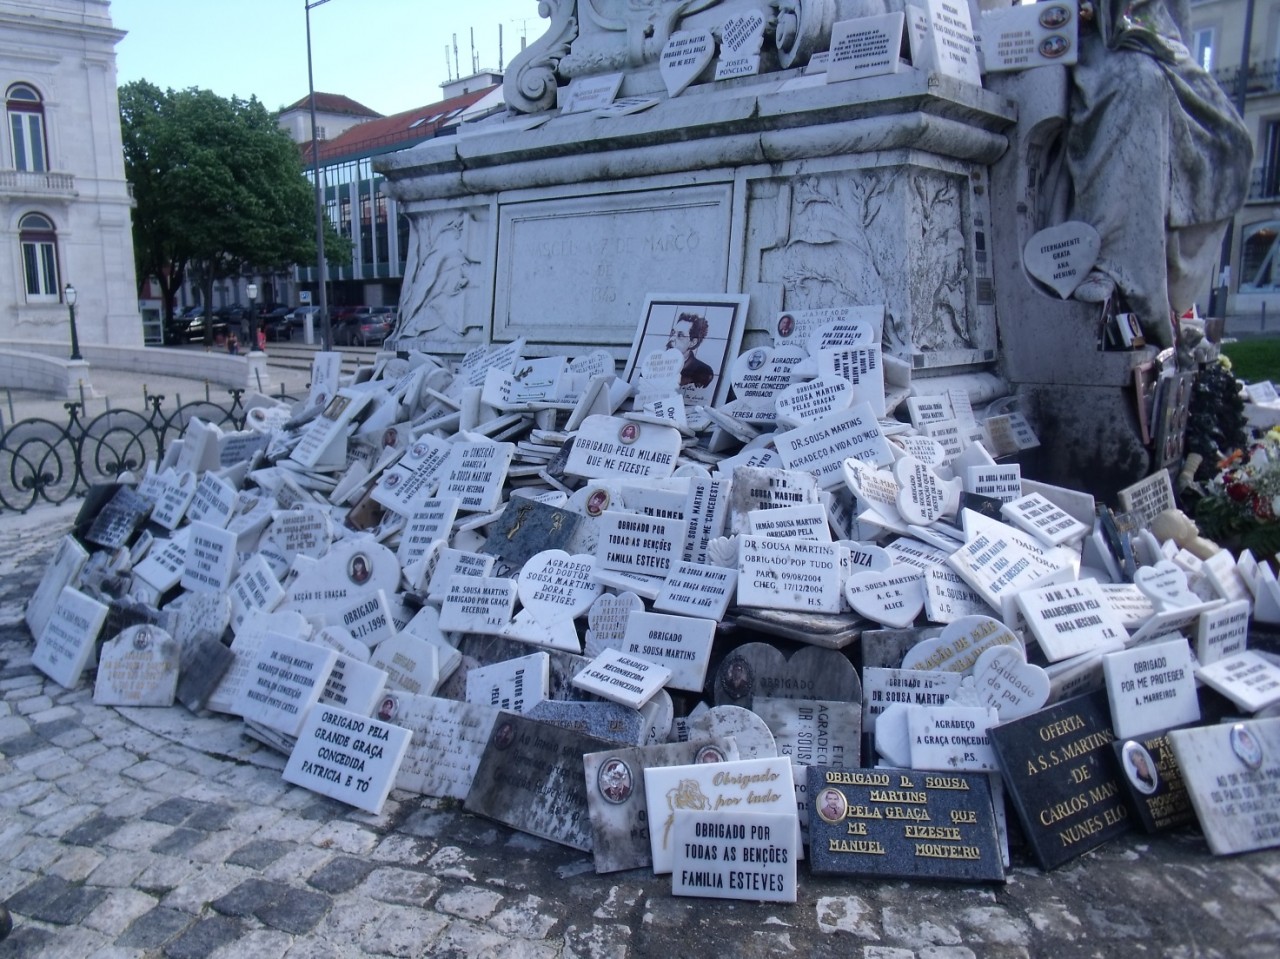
[119, 81, 350, 341]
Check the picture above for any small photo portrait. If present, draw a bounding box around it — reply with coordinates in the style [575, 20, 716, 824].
[348, 553, 372, 585]
[695, 744, 726, 764]
[410, 441, 430, 459]
[746, 349, 767, 371]
[597, 757, 634, 804]
[586, 488, 611, 517]
[382, 427, 399, 448]
[1039, 34, 1070, 59]
[322, 394, 351, 420]
[1039, 3, 1071, 28]
[618, 422, 640, 445]
[384, 472, 402, 490]
[1230, 723, 1264, 770]
[776, 313, 795, 339]
[720, 656, 753, 701]
[132, 626, 152, 652]
[1122, 741, 1159, 795]
[817, 787, 848, 824]
[493, 720, 516, 751]
[377, 695, 397, 723]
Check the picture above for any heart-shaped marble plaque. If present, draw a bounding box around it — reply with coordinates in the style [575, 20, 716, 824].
[903, 615, 1022, 674]
[282, 538, 399, 616]
[713, 642, 861, 708]
[1023, 221, 1101, 299]
[638, 348, 684, 389]
[874, 702, 912, 767]
[893, 435, 948, 467]
[688, 704, 778, 759]
[660, 29, 715, 97]
[517, 550, 601, 625]
[845, 565, 926, 628]
[1134, 560, 1200, 610]
[893, 456, 961, 526]
[969, 644, 1049, 719]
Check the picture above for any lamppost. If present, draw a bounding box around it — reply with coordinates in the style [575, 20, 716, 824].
[64, 283, 81, 361]
[305, 0, 334, 351]
[246, 282, 259, 352]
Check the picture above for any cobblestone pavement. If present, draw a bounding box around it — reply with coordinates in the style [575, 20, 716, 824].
[2, 504, 1280, 958]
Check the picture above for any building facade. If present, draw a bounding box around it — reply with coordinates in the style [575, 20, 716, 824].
[0, 0, 138, 349]
[286, 74, 503, 310]
[1194, 0, 1280, 318]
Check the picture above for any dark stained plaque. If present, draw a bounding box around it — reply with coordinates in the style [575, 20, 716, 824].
[989, 690, 1132, 870]
[806, 766, 1004, 882]
[1112, 733, 1195, 833]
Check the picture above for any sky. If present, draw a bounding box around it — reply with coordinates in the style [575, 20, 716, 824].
[112, 0, 542, 117]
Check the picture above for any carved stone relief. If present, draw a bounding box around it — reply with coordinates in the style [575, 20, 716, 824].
[393, 206, 488, 344]
[750, 165, 994, 370]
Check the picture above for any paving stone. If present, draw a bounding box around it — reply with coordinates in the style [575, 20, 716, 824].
[161, 864, 256, 915]
[262, 845, 333, 883]
[207, 930, 297, 959]
[0, 716, 28, 739]
[210, 878, 291, 919]
[358, 867, 441, 908]
[429, 919, 520, 958]
[132, 856, 198, 896]
[88, 749, 142, 774]
[488, 895, 557, 939]
[0, 731, 45, 756]
[31, 753, 83, 780]
[562, 922, 632, 959]
[16, 694, 54, 715]
[151, 827, 207, 856]
[145, 797, 204, 826]
[186, 830, 246, 864]
[116, 906, 196, 950]
[254, 886, 332, 935]
[9, 837, 61, 873]
[307, 856, 376, 895]
[0, 924, 54, 958]
[358, 903, 450, 957]
[185, 803, 235, 832]
[12, 746, 60, 771]
[308, 821, 379, 856]
[82, 888, 161, 937]
[226, 839, 293, 870]
[31, 714, 81, 739]
[48, 725, 97, 750]
[370, 833, 432, 863]
[103, 820, 175, 851]
[21, 789, 78, 821]
[7, 873, 107, 924]
[86, 851, 153, 889]
[437, 888, 505, 922]
[0, 777, 48, 809]
[161, 914, 246, 959]
[62, 814, 126, 848]
[298, 797, 350, 821]
[121, 759, 171, 782]
[47, 845, 106, 882]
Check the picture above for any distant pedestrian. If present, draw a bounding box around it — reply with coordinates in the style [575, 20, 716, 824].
[226, 334, 239, 355]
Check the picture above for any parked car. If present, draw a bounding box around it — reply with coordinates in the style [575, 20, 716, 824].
[165, 306, 228, 343]
[333, 306, 396, 347]
[283, 305, 322, 338]
[257, 305, 294, 342]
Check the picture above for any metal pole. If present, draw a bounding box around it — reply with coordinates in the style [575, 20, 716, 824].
[306, 0, 333, 351]
[68, 302, 81, 361]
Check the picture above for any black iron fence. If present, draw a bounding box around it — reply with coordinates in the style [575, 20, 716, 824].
[0, 389, 287, 514]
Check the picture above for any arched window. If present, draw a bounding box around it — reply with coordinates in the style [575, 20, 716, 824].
[7, 83, 47, 172]
[19, 212, 59, 300]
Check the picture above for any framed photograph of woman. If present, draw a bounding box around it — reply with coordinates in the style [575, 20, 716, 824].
[622, 293, 750, 408]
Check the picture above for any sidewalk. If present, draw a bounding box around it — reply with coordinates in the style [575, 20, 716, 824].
[1, 506, 1279, 957]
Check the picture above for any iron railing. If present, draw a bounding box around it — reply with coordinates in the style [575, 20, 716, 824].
[0, 389, 298, 514]
[1213, 58, 1280, 100]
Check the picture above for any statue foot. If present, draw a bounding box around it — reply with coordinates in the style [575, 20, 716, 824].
[1073, 271, 1115, 303]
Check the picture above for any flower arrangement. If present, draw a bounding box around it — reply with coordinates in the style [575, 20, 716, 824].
[1195, 426, 1280, 557]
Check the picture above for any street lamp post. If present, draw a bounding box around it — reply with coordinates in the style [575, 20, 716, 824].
[305, 0, 334, 351]
[246, 282, 259, 352]
[65, 283, 81, 361]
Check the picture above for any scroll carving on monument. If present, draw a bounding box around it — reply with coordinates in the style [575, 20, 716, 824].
[504, 0, 581, 114]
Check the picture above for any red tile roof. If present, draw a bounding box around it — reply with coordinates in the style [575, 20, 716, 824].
[299, 83, 500, 165]
[281, 92, 382, 118]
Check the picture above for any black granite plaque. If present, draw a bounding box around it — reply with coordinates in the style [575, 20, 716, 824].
[103, 600, 162, 648]
[1112, 733, 1195, 833]
[176, 638, 235, 713]
[85, 487, 153, 549]
[464, 711, 614, 851]
[480, 499, 582, 567]
[806, 766, 1004, 882]
[989, 689, 1132, 870]
[958, 492, 1005, 522]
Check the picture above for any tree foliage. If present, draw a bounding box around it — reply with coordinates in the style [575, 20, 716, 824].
[120, 81, 349, 334]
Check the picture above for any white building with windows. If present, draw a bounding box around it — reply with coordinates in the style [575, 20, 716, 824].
[0, 0, 139, 351]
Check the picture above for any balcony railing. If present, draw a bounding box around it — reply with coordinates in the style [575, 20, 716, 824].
[1214, 58, 1280, 100]
[0, 169, 76, 197]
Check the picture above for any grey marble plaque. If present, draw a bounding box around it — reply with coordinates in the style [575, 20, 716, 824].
[93, 625, 181, 707]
